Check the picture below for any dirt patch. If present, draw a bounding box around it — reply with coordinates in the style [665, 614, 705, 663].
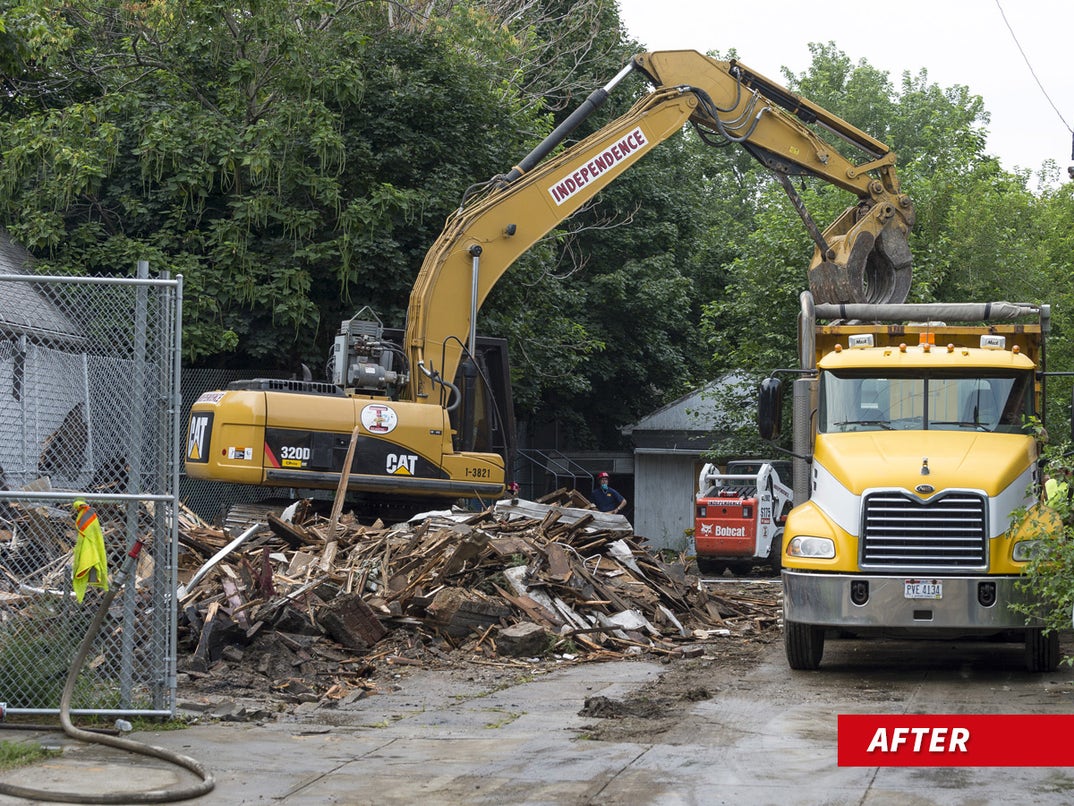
[575, 621, 777, 742]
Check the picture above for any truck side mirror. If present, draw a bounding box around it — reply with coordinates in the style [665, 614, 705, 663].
[758, 377, 783, 441]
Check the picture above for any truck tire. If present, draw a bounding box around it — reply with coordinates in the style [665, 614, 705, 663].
[1025, 628, 1060, 673]
[768, 531, 783, 573]
[785, 621, 825, 670]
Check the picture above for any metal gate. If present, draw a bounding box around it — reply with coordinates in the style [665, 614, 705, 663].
[0, 266, 181, 717]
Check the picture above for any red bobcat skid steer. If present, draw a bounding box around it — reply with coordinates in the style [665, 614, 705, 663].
[694, 460, 793, 577]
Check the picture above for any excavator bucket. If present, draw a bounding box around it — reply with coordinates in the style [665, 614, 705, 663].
[809, 202, 913, 305]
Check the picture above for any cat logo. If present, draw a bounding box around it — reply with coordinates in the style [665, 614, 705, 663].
[186, 413, 212, 463]
[387, 453, 417, 475]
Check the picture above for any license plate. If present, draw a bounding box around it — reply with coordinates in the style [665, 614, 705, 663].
[904, 579, 942, 599]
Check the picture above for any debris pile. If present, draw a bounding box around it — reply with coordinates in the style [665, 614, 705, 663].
[175, 494, 781, 704]
[0, 493, 782, 711]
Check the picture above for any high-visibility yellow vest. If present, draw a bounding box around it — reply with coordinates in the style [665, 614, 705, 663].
[73, 502, 109, 602]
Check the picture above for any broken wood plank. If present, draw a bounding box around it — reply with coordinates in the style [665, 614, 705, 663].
[321, 424, 362, 572]
[178, 522, 263, 601]
[487, 535, 534, 558]
[543, 543, 573, 583]
[493, 584, 559, 627]
[221, 576, 250, 630]
[190, 601, 220, 672]
[427, 587, 512, 638]
[267, 514, 320, 549]
[435, 529, 490, 582]
[316, 593, 387, 650]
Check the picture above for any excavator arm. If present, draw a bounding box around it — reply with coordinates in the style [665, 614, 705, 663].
[636, 53, 913, 307]
[406, 50, 915, 404]
[406, 79, 701, 409]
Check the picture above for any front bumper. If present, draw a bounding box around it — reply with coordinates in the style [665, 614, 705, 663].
[782, 570, 1041, 630]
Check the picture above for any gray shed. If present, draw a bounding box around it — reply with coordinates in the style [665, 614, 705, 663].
[0, 234, 92, 488]
[621, 375, 748, 551]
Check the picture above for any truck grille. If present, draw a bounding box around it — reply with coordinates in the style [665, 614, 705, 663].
[860, 491, 987, 570]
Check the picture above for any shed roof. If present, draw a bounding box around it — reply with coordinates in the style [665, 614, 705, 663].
[0, 232, 83, 342]
[623, 373, 749, 434]
[621, 373, 751, 453]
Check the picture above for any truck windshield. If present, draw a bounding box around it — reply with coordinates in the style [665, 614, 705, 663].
[818, 370, 1035, 434]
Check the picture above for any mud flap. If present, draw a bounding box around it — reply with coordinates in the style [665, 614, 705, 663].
[1025, 628, 1060, 673]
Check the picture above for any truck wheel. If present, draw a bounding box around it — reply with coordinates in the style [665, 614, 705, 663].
[768, 531, 783, 573]
[785, 621, 825, 670]
[1025, 628, 1060, 672]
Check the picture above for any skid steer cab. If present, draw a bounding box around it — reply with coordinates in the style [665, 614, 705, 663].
[694, 460, 793, 577]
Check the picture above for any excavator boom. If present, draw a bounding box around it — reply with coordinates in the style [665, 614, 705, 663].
[406, 83, 701, 406]
[407, 50, 915, 400]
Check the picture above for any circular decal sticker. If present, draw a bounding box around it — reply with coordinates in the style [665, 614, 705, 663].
[361, 403, 398, 435]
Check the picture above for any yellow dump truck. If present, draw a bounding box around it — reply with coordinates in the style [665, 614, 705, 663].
[759, 291, 1060, 672]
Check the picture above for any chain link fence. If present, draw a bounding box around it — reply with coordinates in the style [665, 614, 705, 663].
[0, 268, 181, 716]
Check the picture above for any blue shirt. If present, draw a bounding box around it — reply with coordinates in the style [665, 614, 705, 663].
[591, 485, 624, 512]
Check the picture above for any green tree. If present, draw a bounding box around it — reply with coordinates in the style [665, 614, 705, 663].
[0, 0, 542, 366]
[1036, 179, 1074, 428]
[1012, 437, 1074, 660]
[0, 0, 692, 449]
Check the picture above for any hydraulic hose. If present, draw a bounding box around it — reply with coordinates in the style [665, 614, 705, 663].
[0, 537, 214, 803]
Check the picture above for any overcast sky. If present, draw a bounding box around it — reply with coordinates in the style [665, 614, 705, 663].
[616, 0, 1073, 181]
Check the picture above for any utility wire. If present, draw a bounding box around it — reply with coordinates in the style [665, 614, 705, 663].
[994, 0, 1073, 143]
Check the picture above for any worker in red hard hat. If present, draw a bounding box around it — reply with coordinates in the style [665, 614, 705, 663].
[590, 471, 627, 514]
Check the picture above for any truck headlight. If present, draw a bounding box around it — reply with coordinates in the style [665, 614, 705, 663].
[1012, 540, 1042, 562]
[786, 536, 835, 559]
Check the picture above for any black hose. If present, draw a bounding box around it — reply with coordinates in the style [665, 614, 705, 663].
[0, 561, 214, 802]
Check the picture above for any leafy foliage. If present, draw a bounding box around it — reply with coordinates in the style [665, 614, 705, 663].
[1, 7, 1072, 463]
[1012, 434, 1074, 658]
[0, 1, 539, 366]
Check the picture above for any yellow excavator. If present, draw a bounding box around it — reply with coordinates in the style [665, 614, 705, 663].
[185, 49, 915, 514]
